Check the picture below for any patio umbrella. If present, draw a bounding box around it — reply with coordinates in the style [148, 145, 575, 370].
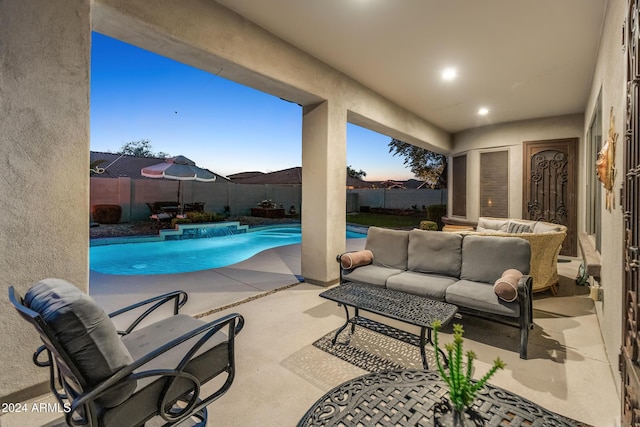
[141, 155, 216, 213]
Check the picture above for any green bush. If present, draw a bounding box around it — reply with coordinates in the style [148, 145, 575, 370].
[186, 212, 220, 222]
[419, 220, 438, 231]
[92, 204, 121, 224]
[171, 212, 222, 227]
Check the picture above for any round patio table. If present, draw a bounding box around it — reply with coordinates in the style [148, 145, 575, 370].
[297, 370, 581, 427]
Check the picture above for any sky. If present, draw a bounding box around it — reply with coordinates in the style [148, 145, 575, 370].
[90, 32, 416, 181]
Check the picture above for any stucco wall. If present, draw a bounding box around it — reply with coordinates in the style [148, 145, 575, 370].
[0, 0, 91, 401]
[450, 114, 583, 220]
[91, 177, 303, 220]
[583, 0, 626, 392]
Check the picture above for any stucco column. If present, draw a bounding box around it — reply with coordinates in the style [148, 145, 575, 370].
[301, 101, 347, 286]
[0, 0, 91, 401]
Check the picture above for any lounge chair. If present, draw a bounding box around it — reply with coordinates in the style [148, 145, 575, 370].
[8, 279, 244, 426]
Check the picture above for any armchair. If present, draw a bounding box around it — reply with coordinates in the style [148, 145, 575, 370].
[8, 278, 244, 427]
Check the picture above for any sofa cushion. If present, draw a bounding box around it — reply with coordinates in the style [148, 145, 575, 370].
[445, 280, 520, 318]
[24, 278, 135, 407]
[407, 229, 462, 277]
[507, 221, 532, 234]
[342, 264, 403, 287]
[365, 227, 409, 270]
[386, 272, 457, 301]
[532, 221, 564, 233]
[460, 235, 530, 283]
[476, 217, 509, 233]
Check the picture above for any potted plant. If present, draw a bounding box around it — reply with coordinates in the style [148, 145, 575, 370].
[432, 321, 505, 426]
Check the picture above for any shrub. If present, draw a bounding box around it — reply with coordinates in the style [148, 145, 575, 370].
[186, 212, 220, 223]
[419, 220, 438, 231]
[92, 204, 121, 224]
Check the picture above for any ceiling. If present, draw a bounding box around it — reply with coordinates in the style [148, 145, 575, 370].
[216, 0, 607, 134]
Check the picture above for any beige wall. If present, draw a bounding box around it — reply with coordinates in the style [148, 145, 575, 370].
[583, 0, 626, 392]
[450, 114, 583, 221]
[0, 0, 91, 400]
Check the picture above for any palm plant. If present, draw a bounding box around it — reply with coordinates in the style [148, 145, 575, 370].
[431, 320, 505, 412]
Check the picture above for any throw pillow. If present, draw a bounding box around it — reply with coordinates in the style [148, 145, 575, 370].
[507, 221, 532, 234]
[340, 250, 373, 269]
[494, 269, 523, 302]
[25, 278, 136, 407]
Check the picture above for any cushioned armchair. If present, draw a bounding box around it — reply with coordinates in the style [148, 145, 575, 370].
[9, 278, 244, 427]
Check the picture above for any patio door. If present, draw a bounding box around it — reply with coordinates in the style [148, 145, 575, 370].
[622, 1, 640, 424]
[522, 138, 578, 256]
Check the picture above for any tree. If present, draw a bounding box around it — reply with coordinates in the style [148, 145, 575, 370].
[347, 165, 367, 180]
[388, 139, 447, 188]
[117, 139, 170, 158]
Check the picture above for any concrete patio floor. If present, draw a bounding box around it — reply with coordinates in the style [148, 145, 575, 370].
[1, 237, 620, 426]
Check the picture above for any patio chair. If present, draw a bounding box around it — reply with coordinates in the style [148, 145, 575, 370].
[8, 278, 244, 427]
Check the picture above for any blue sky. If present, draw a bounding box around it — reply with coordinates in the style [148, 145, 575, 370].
[90, 32, 415, 180]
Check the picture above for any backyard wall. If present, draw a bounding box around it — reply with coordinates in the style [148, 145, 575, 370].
[349, 188, 447, 212]
[91, 178, 445, 221]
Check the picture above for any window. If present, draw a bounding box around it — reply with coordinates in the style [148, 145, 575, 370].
[587, 92, 602, 250]
[480, 151, 509, 217]
[452, 155, 467, 216]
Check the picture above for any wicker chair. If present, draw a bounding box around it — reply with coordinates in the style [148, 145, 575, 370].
[9, 279, 244, 427]
[446, 217, 567, 294]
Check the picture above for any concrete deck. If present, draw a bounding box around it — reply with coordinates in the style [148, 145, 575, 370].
[0, 238, 620, 427]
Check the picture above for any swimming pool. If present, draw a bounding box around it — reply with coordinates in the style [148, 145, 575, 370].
[90, 226, 366, 275]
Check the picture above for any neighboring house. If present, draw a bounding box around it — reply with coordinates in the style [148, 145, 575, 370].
[89, 151, 230, 182]
[228, 166, 375, 188]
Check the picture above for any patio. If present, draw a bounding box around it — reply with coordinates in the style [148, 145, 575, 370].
[1, 238, 619, 427]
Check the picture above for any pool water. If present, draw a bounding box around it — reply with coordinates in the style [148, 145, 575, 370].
[90, 226, 366, 275]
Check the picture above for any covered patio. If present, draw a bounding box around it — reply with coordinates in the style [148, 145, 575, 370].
[0, 240, 618, 426]
[0, 0, 630, 425]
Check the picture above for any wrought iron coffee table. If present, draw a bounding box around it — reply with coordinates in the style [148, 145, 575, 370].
[320, 282, 458, 369]
[297, 370, 581, 427]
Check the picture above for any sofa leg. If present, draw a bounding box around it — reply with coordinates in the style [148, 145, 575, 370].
[520, 326, 529, 359]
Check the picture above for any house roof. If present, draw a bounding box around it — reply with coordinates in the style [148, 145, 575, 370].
[89, 151, 231, 182]
[227, 166, 434, 189]
[229, 166, 373, 187]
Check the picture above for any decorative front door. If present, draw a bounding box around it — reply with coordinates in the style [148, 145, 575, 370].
[523, 138, 578, 257]
[622, 1, 640, 424]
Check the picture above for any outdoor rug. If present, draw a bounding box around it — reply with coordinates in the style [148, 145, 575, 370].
[312, 324, 434, 373]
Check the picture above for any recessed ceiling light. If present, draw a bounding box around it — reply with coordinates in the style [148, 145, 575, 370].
[478, 107, 489, 116]
[441, 67, 457, 81]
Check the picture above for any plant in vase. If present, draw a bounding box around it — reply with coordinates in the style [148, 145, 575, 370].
[432, 321, 505, 426]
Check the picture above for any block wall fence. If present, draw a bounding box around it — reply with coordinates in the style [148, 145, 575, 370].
[90, 177, 447, 222]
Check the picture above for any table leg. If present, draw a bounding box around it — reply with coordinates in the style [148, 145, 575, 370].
[332, 304, 352, 345]
[427, 328, 449, 368]
[420, 327, 429, 369]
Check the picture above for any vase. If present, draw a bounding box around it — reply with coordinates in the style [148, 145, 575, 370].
[434, 408, 473, 427]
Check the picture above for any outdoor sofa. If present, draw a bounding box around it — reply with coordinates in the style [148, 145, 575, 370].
[338, 227, 533, 358]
